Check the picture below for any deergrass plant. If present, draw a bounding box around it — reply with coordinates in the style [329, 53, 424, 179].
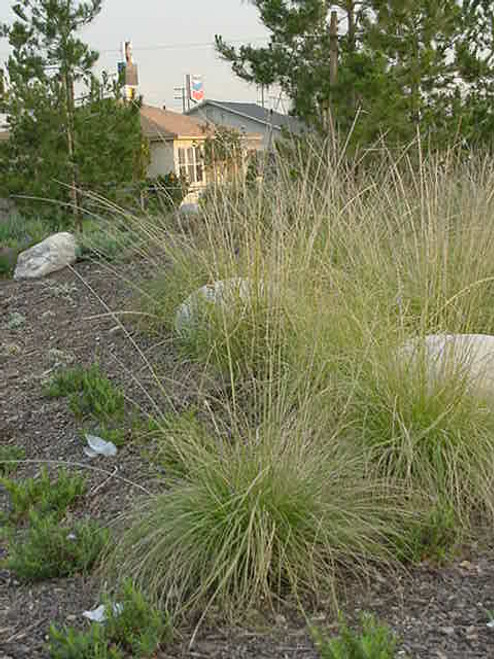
[351, 354, 494, 525]
[110, 416, 406, 618]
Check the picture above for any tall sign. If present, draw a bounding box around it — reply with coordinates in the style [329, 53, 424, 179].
[187, 74, 204, 104]
[118, 40, 139, 101]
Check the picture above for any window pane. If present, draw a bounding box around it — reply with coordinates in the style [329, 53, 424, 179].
[178, 148, 185, 164]
[179, 165, 187, 180]
[196, 163, 203, 182]
[188, 164, 195, 183]
[187, 147, 194, 164]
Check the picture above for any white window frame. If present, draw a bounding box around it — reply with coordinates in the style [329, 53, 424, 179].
[177, 145, 203, 184]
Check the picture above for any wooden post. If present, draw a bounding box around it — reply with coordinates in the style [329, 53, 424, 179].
[330, 10, 338, 87]
[322, 10, 339, 132]
[64, 71, 82, 232]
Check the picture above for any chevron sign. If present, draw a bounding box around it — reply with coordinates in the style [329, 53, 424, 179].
[190, 75, 204, 102]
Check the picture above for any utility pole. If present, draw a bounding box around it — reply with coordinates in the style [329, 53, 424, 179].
[173, 85, 186, 113]
[322, 9, 339, 133]
[330, 10, 338, 87]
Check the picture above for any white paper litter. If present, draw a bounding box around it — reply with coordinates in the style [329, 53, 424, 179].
[82, 603, 123, 623]
[487, 620, 494, 629]
[83, 434, 117, 458]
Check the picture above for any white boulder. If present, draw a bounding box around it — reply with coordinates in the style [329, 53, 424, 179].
[178, 202, 200, 216]
[175, 278, 254, 335]
[400, 333, 494, 397]
[14, 232, 77, 280]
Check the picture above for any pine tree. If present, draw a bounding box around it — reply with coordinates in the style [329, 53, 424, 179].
[217, 1, 494, 149]
[1, 0, 103, 229]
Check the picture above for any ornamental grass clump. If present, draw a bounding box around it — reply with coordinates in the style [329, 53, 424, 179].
[109, 412, 406, 619]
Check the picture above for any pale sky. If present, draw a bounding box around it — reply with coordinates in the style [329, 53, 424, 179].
[0, 0, 287, 112]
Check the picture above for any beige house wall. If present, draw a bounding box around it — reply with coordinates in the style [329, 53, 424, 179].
[148, 140, 175, 179]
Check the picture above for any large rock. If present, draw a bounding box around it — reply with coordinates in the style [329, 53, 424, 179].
[400, 333, 494, 397]
[175, 278, 254, 335]
[14, 232, 77, 280]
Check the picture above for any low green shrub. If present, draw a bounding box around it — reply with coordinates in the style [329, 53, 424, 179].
[76, 219, 138, 263]
[0, 213, 48, 249]
[48, 622, 122, 659]
[5, 512, 109, 580]
[48, 580, 170, 658]
[396, 501, 462, 564]
[45, 364, 125, 424]
[2, 467, 86, 523]
[0, 248, 17, 277]
[0, 445, 25, 476]
[103, 578, 172, 656]
[311, 613, 401, 659]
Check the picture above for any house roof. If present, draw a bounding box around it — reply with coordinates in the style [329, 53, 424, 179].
[186, 100, 305, 135]
[0, 129, 9, 142]
[140, 105, 208, 141]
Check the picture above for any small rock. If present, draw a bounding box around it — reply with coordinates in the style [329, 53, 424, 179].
[441, 626, 455, 636]
[14, 232, 77, 280]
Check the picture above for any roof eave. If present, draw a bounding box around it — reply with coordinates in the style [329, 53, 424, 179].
[146, 132, 207, 142]
[189, 100, 282, 131]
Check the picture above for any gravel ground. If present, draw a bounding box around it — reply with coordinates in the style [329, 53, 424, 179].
[1, 262, 493, 658]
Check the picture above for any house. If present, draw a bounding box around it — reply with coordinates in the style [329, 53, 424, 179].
[140, 104, 263, 193]
[185, 100, 305, 150]
[140, 104, 210, 196]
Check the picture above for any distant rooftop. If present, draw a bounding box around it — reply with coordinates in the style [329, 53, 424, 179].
[186, 100, 305, 135]
[140, 105, 209, 141]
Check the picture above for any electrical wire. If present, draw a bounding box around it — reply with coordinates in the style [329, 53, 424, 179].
[0, 36, 269, 60]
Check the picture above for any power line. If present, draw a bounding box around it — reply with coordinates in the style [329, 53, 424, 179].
[0, 37, 269, 59]
[98, 37, 268, 55]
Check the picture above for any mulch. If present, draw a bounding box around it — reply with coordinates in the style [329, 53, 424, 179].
[1, 262, 493, 658]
